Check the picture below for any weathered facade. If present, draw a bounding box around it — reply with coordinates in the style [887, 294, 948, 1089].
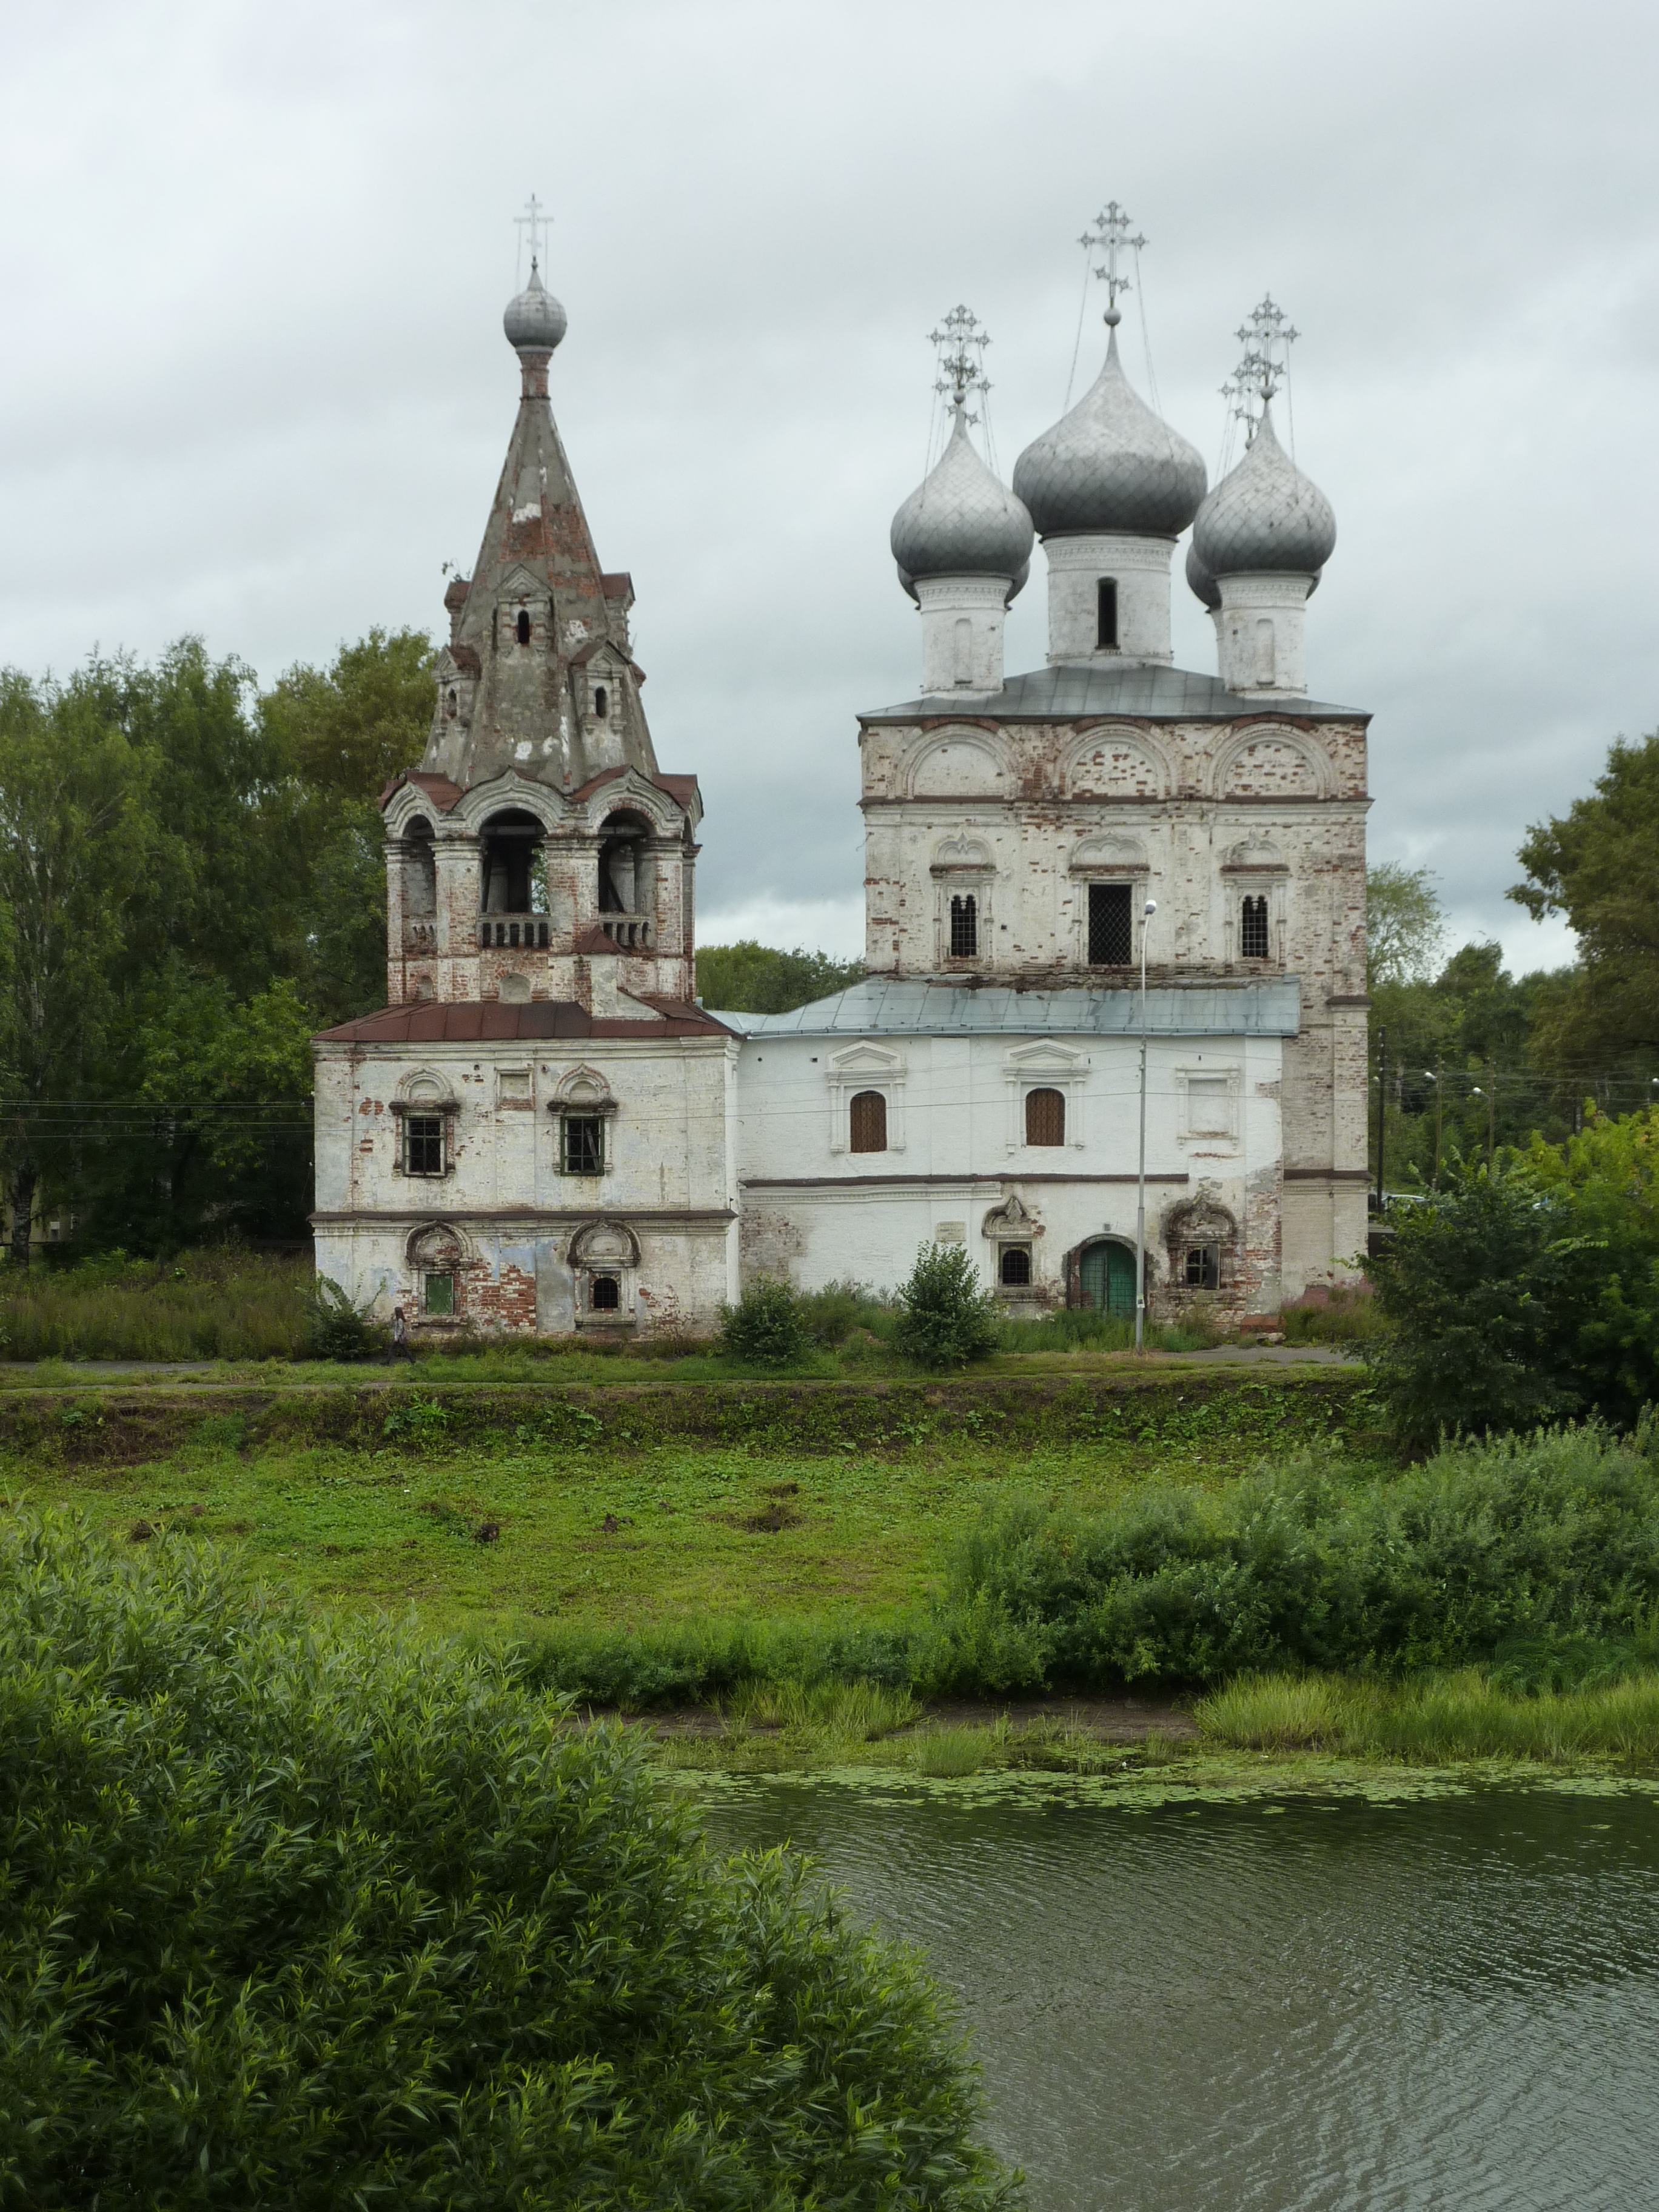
[312, 227, 1367, 1336]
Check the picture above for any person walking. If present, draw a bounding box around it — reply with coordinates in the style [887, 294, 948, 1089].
[391, 1305, 412, 1362]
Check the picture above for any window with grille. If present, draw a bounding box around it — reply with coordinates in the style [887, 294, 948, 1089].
[591, 1274, 620, 1311]
[1184, 1243, 1220, 1290]
[1096, 578, 1119, 649]
[1241, 894, 1269, 959]
[1025, 1087, 1065, 1146]
[562, 1115, 605, 1175]
[424, 1271, 455, 1316]
[1088, 882, 1132, 965]
[849, 1090, 887, 1153]
[949, 893, 977, 958]
[1000, 1245, 1032, 1286]
[406, 1114, 444, 1176]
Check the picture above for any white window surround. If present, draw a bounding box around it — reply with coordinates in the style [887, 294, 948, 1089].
[826, 1040, 907, 1156]
[1003, 1040, 1089, 1155]
[549, 1062, 618, 1176]
[1220, 865, 1289, 967]
[1177, 1064, 1242, 1147]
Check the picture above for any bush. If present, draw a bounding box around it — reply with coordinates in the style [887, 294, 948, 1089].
[0, 1248, 313, 1361]
[893, 1243, 1000, 1370]
[797, 1278, 893, 1347]
[0, 1510, 1008, 2208]
[307, 1272, 386, 1360]
[720, 1276, 811, 1366]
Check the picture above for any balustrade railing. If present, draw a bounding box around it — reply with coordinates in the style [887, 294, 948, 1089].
[479, 915, 552, 950]
[599, 914, 653, 949]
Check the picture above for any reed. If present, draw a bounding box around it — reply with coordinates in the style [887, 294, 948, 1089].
[1196, 1667, 1659, 1765]
[0, 1251, 313, 1361]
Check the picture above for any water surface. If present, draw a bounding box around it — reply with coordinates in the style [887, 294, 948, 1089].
[700, 1780, 1659, 2211]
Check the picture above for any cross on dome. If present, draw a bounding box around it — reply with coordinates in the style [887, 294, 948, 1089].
[1227, 293, 1300, 432]
[515, 192, 552, 272]
[929, 304, 991, 418]
[1080, 200, 1146, 328]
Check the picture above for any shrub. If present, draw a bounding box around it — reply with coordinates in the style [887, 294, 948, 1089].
[720, 1276, 811, 1366]
[307, 1271, 386, 1360]
[0, 1510, 1008, 2208]
[893, 1242, 1000, 1370]
[797, 1278, 891, 1347]
[0, 1248, 313, 1361]
[1279, 1282, 1386, 1348]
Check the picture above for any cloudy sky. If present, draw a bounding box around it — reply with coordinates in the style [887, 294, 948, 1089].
[4, 0, 1655, 973]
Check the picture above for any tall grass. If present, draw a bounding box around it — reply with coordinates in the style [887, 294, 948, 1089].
[1280, 1283, 1386, 1348]
[0, 1250, 313, 1361]
[1198, 1669, 1659, 1765]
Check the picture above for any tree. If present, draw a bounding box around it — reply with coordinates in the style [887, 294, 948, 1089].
[893, 1242, 1001, 1370]
[697, 940, 864, 1014]
[1366, 861, 1446, 991]
[1511, 730, 1659, 1073]
[1, 1510, 1008, 2208]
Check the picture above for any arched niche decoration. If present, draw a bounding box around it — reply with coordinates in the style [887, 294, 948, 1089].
[1068, 832, 1148, 877]
[1212, 725, 1332, 800]
[930, 833, 994, 876]
[1221, 834, 1288, 874]
[394, 1068, 458, 1112]
[568, 1219, 640, 1269]
[406, 1221, 473, 1269]
[551, 1063, 618, 1114]
[1065, 724, 1173, 800]
[905, 728, 1011, 800]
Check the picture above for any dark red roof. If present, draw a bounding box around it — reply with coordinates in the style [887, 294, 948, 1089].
[380, 768, 465, 812]
[600, 572, 634, 600]
[315, 997, 734, 1044]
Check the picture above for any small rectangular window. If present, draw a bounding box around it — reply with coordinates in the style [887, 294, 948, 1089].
[1187, 1076, 1230, 1134]
[949, 893, 977, 958]
[1241, 894, 1270, 960]
[1088, 882, 1133, 965]
[406, 1114, 444, 1176]
[563, 1116, 605, 1175]
[1184, 1244, 1220, 1291]
[424, 1272, 455, 1316]
[1096, 578, 1119, 650]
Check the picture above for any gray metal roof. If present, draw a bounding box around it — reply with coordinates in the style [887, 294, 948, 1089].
[1012, 331, 1207, 538]
[1193, 404, 1336, 578]
[716, 976, 1302, 1040]
[863, 661, 1364, 722]
[890, 409, 1033, 592]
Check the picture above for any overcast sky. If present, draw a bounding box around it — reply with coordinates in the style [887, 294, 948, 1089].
[4, 0, 1655, 974]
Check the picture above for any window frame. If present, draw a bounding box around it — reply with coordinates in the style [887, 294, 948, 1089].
[948, 891, 978, 959]
[404, 1113, 446, 1178]
[1024, 1087, 1066, 1147]
[1184, 1242, 1221, 1292]
[561, 1113, 606, 1177]
[999, 1244, 1033, 1288]
[1087, 880, 1134, 967]
[1240, 893, 1270, 960]
[848, 1088, 888, 1155]
[424, 1269, 456, 1316]
[1096, 577, 1119, 651]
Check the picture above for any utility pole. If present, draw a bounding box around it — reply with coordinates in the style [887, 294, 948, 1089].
[1135, 897, 1156, 1352]
[1373, 1025, 1388, 1215]
[1487, 1066, 1496, 1159]
[1431, 1063, 1442, 1188]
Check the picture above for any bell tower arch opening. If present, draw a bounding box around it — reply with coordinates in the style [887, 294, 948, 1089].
[480, 808, 546, 918]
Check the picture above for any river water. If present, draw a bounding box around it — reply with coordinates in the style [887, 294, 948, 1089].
[699, 1778, 1659, 2212]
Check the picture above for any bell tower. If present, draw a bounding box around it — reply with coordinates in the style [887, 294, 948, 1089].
[383, 201, 703, 1014]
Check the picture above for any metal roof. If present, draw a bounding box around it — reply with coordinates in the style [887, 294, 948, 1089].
[714, 976, 1302, 1041]
[862, 661, 1364, 722]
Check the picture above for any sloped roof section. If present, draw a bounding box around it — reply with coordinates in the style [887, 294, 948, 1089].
[863, 663, 1366, 723]
[315, 998, 736, 1045]
[714, 976, 1302, 1039]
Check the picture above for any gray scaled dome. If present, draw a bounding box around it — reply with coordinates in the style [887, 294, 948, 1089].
[1013, 331, 1207, 538]
[890, 409, 1034, 602]
[503, 258, 568, 353]
[1184, 537, 1220, 611]
[1191, 405, 1336, 578]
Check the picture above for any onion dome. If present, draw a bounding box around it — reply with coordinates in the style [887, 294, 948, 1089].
[890, 409, 1034, 602]
[1013, 330, 1207, 538]
[1185, 538, 1219, 611]
[1192, 404, 1336, 578]
[503, 258, 568, 353]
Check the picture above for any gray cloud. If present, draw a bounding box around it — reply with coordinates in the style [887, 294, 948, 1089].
[2, 0, 1654, 975]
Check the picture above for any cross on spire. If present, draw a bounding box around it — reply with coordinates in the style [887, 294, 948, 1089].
[929, 304, 991, 418]
[1228, 293, 1299, 429]
[1081, 201, 1145, 327]
[515, 193, 552, 272]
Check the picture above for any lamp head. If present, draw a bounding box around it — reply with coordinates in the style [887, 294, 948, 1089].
[1144, 898, 1157, 917]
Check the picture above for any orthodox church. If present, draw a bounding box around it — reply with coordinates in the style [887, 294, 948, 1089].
[311, 208, 1369, 1335]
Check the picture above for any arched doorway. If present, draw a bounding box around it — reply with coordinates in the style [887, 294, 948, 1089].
[1078, 1238, 1136, 1318]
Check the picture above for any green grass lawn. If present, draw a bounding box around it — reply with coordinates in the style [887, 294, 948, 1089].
[7, 1376, 1367, 1633]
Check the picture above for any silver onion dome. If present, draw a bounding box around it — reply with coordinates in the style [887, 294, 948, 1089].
[890, 409, 1034, 601]
[1192, 404, 1336, 578]
[1013, 332, 1207, 538]
[1185, 537, 1220, 611]
[503, 259, 568, 353]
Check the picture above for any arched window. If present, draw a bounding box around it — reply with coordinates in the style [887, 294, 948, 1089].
[594, 684, 608, 718]
[1241, 894, 1269, 960]
[591, 1274, 620, 1311]
[1096, 578, 1119, 649]
[515, 608, 531, 646]
[445, 688, 458, 720]
[849, 1090, 887, 1154]
[1000, 1245, 1031, 1286]
[1025, 1088, 1065, 1147]
[949, 893, 977, 958]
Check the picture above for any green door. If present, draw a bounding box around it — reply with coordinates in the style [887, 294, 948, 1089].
[1079, 1241, 1136, 1317]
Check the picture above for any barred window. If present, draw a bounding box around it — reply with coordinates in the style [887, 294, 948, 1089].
[1088, 882, 1132, 965]
[1241, 894, 1269, 959]
[406, 1114, 444, 1176]
[563, 1115, 605, 1176]
[1185, 1243, 1220, 1290]
[1025, 1088, 1065, 1146]
[950, 893, 977, 958]
[591, 1274, 620, 1311]
[850, 1090, 887, 1154]
[1000, 1245, 1032, 1286]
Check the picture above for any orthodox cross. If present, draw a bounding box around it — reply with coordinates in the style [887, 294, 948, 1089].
[930, 304, 991, 418]
[515, 193, 552, 272]
[1227, 293, 1299, 435]
[1081, 201, 1145, 327]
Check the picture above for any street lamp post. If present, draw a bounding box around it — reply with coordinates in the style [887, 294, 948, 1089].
[1136, 897, 1156, 1352]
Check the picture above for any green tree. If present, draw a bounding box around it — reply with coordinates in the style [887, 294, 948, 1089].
[697, 939, 864, 1014]
[1366, 860, 1446, 990]
[1, 1510, 1008, 2207]
[1512, 729, 1659, 1074]
[893, 1241, 1001, 1370]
